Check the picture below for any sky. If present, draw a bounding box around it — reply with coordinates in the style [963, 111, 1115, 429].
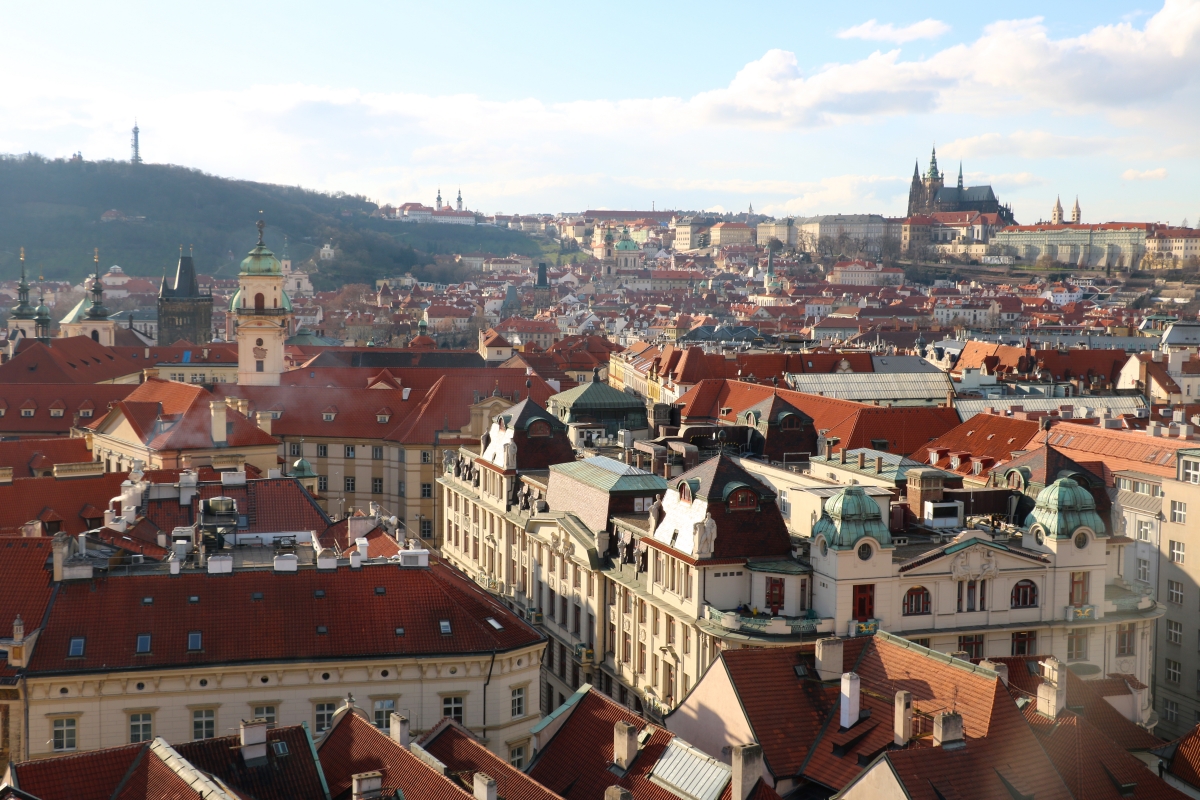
[3, 1, 1199, 224]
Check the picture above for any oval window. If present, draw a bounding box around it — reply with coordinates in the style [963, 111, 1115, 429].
[857, 543, 872, 561]
[819, 538, 828, 557]
[1074, 531, 1088, 549]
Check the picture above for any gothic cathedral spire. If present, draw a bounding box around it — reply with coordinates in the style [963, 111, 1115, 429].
[957, 162, 963, 191]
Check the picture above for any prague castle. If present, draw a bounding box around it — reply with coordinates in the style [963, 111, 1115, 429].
[907, 146, 1016, 224]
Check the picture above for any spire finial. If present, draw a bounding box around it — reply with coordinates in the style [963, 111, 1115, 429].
[180, 244, 183, 256]
[256, 214, 265, 246]
[189, 244, 193, 256]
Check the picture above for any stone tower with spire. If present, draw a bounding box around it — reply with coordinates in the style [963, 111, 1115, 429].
[232, 219, 292, 386]
[1051, 196, 1064, 225]
[60, 249, 117, 345]
[906, 145, 1014, 223]
[456, 189, 463, 212]
[7, 247, 38, 352]
[1071, 196, 1081, 224]
[158, 246, 214, 345]
[436, 188, 443, 211]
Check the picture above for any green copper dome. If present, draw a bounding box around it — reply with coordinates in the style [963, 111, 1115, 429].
[615, 227, 639, 251]
[1024, 477, 1106, 539]
[229, 286, 293, 313]
[291, 457, 317, 479]
[239, 220, 282, 276]
[812, 486, 892, 549]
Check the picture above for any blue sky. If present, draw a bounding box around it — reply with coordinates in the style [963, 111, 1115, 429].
[2, 1, 1198, 224]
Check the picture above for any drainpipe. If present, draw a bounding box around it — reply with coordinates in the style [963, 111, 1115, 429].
[482, 648, 497, 741]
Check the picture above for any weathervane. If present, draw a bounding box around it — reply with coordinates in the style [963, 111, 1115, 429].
[257, 213, 265, 246]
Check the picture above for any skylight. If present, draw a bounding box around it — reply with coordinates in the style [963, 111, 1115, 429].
[136, 634, 151, 654]
[316, 626, 328, 635]
[68, 637, 85, 657]
[486, 617, 503, 630]
[188, 631, 202, 651]
[251, 591, 264, 601]
[188, 596, 199, 604]
[314, 589, 326, 599]
[272, 741, 289, 756]
[395, 627, 405, 636]
[141, 596, 153, 605]
[439, 620, 452, 635]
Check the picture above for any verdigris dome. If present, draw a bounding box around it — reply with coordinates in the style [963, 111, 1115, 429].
[812, 486, 891, 549]
[240, 242, 282, 276]
[1024, 477, 1105, 539]
[291, 457, 317, 479]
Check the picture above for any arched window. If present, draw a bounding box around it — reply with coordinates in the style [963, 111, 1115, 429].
[254, 292, 265, 311]
[91, 330, 99, 342]
[780, 414, 800, 431]
[728, 489, 758, 510]
[1011, 579, 1038, 608]
[528, 420, 551, 438]
[902, 586, 931, 616]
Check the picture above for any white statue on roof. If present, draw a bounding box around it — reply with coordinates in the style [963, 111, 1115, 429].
[695, 512, 717, 558]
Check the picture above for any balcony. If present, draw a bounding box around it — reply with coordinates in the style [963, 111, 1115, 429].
[705, 605, 833, 637]
[1065, 604, 1097, 621]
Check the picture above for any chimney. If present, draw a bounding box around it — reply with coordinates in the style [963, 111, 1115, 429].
[932, 711, 964, 749]
[730, 743, 763, 800]
[389, 713, 410, 748]
[839, 448, 846, 465]
[839, 672, 861, 729]
[894, 690, 912, 746]
[857, 452, 866, 470]
[11, 614, 24, 644]
[824, 440, 833, 460]
[78, 532, 87, 557]
[351, 771, 384, 800]
[356, 537, 371, 558]
[815, 637, 844, 681]
[979, 657, 1008, 690]
[239, 719, 269, 766]
[613, 720, 638, 769]
[210, 400, 227, 445]
[875, 455, 884, 474]
[604, 789, 633, 800]
[1037, 657, 1066, 718]
[255, 411, 272, 435]
[473, 773, 497, 800]
[52, 534, 67, 582]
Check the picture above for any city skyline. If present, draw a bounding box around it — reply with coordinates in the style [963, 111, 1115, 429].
[1, 1, 1198, 224]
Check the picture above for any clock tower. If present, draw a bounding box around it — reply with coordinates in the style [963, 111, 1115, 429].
[232, 220, 292, 385]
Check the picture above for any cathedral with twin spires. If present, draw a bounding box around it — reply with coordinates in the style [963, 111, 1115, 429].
[907, 146, 1016, 225]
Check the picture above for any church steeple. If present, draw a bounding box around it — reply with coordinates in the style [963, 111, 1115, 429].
[957, 162, 963, 190]
[436, 188, 443, 211]
[912, 160, 920, 181]
[1071, 196, 1081, 224]
[1051, 195, 1064, 225]
[927, 146, 941, 181]
[456, 188, 462, 212]
[85, 248, 110, 320]
[11, 247, 34, 320]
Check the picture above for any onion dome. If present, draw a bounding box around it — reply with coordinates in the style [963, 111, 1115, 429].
[812, 485, 892, 549]
[1024, 477, 1106, 539]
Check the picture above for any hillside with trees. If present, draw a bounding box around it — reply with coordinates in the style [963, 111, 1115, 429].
[0, 154, 541, 290]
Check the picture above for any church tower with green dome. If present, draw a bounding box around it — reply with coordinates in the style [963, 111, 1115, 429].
[7, 247, 38, 352]
[810, 485, 894, 632]
[231, 219, 293, 385]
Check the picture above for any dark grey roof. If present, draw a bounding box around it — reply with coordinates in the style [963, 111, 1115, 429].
[160, 255, 203, 299]
[933, 186, 998, 205]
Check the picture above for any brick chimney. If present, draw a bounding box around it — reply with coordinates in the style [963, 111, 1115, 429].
[613, 720, 638, 769]
[894, 690, 912, 745]
[932, 711, 964, 749]
[210, 400, 227, 445]
[730, 743, 763, 800]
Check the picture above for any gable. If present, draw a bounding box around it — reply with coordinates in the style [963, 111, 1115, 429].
[665, 658, 758, 776]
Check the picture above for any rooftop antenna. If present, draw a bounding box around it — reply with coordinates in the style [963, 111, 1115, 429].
[131, 120, 142, 164]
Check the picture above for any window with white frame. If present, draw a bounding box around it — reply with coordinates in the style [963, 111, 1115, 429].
[1170, 580, 1185, 605]
[373, 699, 395, 729]
[1172, 501, 1188, 524]
[1168, 659, 1182, 683]
[53, 718, 77, 751]
[511, 686, 526, 718]
[130, 713, 152, 743]
[1183, 459, 1200, 484]
[192, 709, 215, 740]
[315, 703, 336, 733]
[1138, 558, 1150, 582]
[1173, 541, 1186, 564]
[510, 744, 527, 769]
[1136, 519, 1152, 541]
[1165, 699, 1180, 722]
[443, 696, 464, 724]
[1168, 619, 1184, 644]
[253, 705, 276, 726]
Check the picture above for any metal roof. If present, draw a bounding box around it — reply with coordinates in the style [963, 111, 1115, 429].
[548, 379, 645, 411]
[954, 395, 1148, 422]
[648, 738, 731, 800]
[784, 371, 953, 402]
[550, 456, 667, 493]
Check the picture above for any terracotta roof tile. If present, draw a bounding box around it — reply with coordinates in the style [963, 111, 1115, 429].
[10, 743, 144, 800]
[173, 725, 327, 800]
[421, 721, 561, 800]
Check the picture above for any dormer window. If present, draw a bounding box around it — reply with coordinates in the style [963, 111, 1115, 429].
[79, 409, 92, 418]
[528, 420, 550, 437]
[377, 414, 390, 423]
[21, 409, 34, 418]
[678, 482, 692, 503]
[50, 408, 64, 418]
[323, 413, 335, 422]
[728, 488, 758, 510]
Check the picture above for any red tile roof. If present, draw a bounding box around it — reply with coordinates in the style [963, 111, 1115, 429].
[317, 709, 472, 800]
[1162, 724, 1200, 789]
[0, 438, 92, 476]
[0, 537, 56, 642]
[0, 383, 135, 436]
[0, 337, 142, 384]
[528, 688, 679, 800]
[28, 559, 543, 674]
[9, 743, 145, 800]
[916, 413, 1042, 478]
[173, 724, 327, 800]
[319, 519, 401, 557]
[0, 471, 129, 536]
[421, 721, 561, 800]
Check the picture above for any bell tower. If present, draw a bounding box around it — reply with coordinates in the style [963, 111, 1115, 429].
[8, 247, 37, 351]
[233, 219, 292, 385]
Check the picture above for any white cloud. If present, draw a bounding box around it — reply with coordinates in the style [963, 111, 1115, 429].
[1122, 167, 1168, 180]
[838, 18, 951, 43]
[941, 131, 1120, 159]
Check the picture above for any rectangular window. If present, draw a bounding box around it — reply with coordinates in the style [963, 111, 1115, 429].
[188, 631, 202, 651]
[317, 444, 328, 458]
[318, 475, 328, 492]
[1137, 519, 1152, 541]
[1117, 623, 1137, 656]
[1168, 659, 1182, 684]
[1168, 620, 1184, 645]
[345, 445, 356, 458]
[136, 633, 151, 654]
[853, 584, 875, 621]
[1183, 459, 1200, 484]
[512, 686, 526, 718]
[1137, 558, 1150, 583]
[422, 450, 432, 464]
[420, 520, 433, 538]
[1172, 501, 1188, 524]
[289, 442, 302, 457]
[193, 709, 215, 740]
[638, 642, 647, 674]
[130, 713, 152, 743]
[1170, 580, 1185, 605]
[315, 703, 336, 733]
[344, 476, 356, 492]
[1173, 541, 1187, 564]
[958, 634, 984, 660]
[443, 696, 464, 724]
[372, 477, 383, 494]
[510, 745, 526, 769]
[1067, 628, 1088, 661]
[638, 599, 646, 624]
[622, 632, 631, 663]
[372, 446, 383, 460]
[421, 483, 433, 499]
[373, 699, 395, 729]
[956, 579, 986, 612]
[253, 705, 277, 726]
[1069, 572, 1089, 607]
[68, 637, 86, 657]
[398, 481, 406, 497]
[1011, 630, 1037, 656]
[53, 718, 77, 751]
[1166, 699, 1180, 723]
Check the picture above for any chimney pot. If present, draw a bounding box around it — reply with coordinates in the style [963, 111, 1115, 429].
[1037, 656, 1066, 718]
[731, 743, 763, 800]
[932, 711, 964, 749]
[839, 672, 861, 729]
[210, 400, 228, 445]
[857, 452, 866, 469]
[839, 448, 846, 464]
[473, 772, 497, 800]
[894, 690, 913, 746]
[815, 637, 844, 681]
[389, 713, 410, 748]
[613, 720, 638, 769]
[255, 410, 272, 436]
[351, 771, 385, 800]
[980, 659, 1008, 686]
[604, 789, 633, 800]
[875, 455, 884, 474]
